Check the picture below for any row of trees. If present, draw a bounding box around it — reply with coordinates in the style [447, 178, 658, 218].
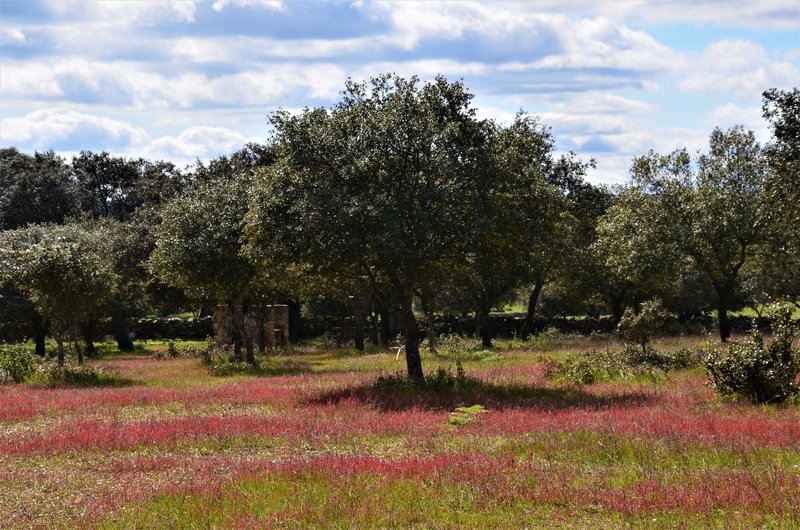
[1, 75, 798, 380]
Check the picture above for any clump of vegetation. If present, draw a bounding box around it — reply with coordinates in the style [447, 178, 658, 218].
[704, 302, 799, 403]
[375, 361, 479, 392]
[433, 335, 503, 362]
[545, 344, 701, 386]
[617, 299, 670, 357]
[28, 362, 127, 388]
[448, 404, 488, 425]
[0, 343, 38, 383]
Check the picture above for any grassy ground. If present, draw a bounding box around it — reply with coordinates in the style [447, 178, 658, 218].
[1, 336, 798, 528]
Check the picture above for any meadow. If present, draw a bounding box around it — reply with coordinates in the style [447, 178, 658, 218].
[1, 335, 799, 529]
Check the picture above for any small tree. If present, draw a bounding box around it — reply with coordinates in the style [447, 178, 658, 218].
[617, 298, 670, 356]
[0, 224, 116, 366]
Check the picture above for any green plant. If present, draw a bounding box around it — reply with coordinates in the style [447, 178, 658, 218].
[448, 404, 488, 425]
[0, 343, 38, 383]
[704, 302, 799, 403]
[28, 362, 126, 387]
[617, 299, 670, 356]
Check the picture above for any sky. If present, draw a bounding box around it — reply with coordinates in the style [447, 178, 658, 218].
[1, 0, 798, 184]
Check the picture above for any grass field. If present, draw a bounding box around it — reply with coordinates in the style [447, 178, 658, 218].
[1, 336, 798, 528]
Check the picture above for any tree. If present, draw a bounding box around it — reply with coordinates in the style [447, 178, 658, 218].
[453, 114, 564, 347]
[72, 151, 141, 221]
[150, 171, 260, 363]
[0, 224, 116, 366]
[606, 126, 770, 341]
[247, 74, 489, 381]
[0, 148, 78, 230]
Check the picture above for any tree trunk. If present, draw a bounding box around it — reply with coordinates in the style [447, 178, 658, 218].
[610, 294, 625, 325]
[287, 300, 302, 343]
[56, 336, 65, 368]
[519, 281, 544, 339]
[71, 328, 84, 366]
[111, 315, 134, 351]
[401, 292, 424, 383]
[354, 294, 367, 351]
[31, 312, 47, 356]
[81, 322, 96, 358]
[257, 310, 266, 354]
[479, 306, 492, 349]
[380, 307, 391, 347]
[717, 301, 732, 342]
[369, 310, 379, 346]
[231, 298, 244, 361]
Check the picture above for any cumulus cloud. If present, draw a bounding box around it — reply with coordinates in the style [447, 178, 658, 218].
[680, 40, 800, 99]
[147, 126, 260, 159]
[0, 109, 149, 150]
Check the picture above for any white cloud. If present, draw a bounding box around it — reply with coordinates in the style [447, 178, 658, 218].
[211, 0, 286, 13]
[2, 27, 26, 43]
[0, 109, 149, 149]
[514, 0, 800, 31]
[45, 0, 197, 24]
[147, 126, 259, 158]
[680, 40, 800, 99]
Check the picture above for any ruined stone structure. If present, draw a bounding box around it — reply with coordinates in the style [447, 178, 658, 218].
[212, 304, 289, 351]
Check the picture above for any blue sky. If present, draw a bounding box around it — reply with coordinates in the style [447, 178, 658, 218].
[1, 0, 798, 184]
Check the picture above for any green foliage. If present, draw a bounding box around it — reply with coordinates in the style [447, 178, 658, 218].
[448, 404, 488, 425]
[546, 344, 701, 386]
[704, 302, 800, 403]
[617, 299, 670, 351]
[28, 362, 126, 388]
[0, 343, 38, 383]
[0, 223, 117, 364]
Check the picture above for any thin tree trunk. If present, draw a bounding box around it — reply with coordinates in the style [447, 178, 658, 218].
[31, 312, 47, 356]
[401, 291, 424, 383]
[519, 281, 544, 339]
[369, 309, 379, 346]
[717, 300, 732, 342]
[380, 307, 391, 347]
[56, 336, 65, 368]
[231, 298, 244, 361]
[354, 294, 367, 351]
[81, 322, 96, 358]
[479, 306, 492, 349]
[610, 294, 625, 325]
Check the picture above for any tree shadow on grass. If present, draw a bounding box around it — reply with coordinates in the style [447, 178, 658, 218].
[306, 376, 654, 412]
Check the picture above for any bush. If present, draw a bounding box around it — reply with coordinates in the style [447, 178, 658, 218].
[29, 362, 126, 387]
[545, 344, 701, 386]
[617, 299, 669, 355]
[0, 343, 38, 383]
[703, 302, 799, 403]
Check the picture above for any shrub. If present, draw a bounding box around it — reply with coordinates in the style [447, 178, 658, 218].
[28, 362, 126, 387]
[703, 302, 799, 403]
[0, 343, 38, 383]
[617, 299, 670, 356]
